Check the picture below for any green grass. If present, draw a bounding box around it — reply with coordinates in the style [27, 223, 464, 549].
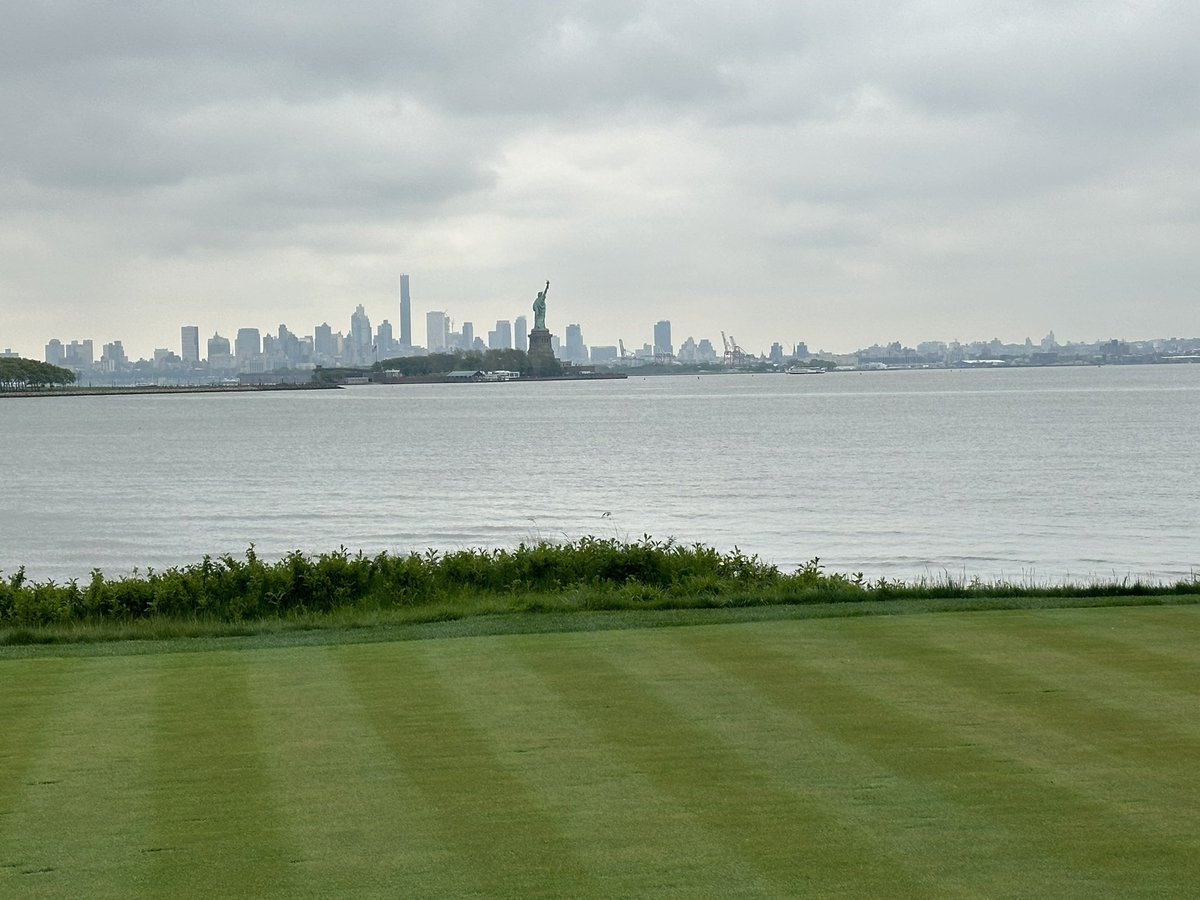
[0, 589, 1195, 659]
[3, 604, 1199, 897]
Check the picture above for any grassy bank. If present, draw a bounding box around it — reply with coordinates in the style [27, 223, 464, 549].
[3, 538, 1197, 647]
[3, 605, 1199, 896]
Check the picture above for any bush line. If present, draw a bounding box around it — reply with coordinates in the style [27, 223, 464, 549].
[2, 537, 1197, 629]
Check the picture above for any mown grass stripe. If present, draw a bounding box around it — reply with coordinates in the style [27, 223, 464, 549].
[416, 634, 781, 897]
[943, 607, 1200, 704]
[1032, 624, 1200, 692]
[682, 619, 1199, 896]
[574, 629, 996, 898]
[0, 660, 77, 835]
[1034, 605, 1200, 660]
[852, 609, 1200, 744]
[511, 632, 926, 897]
[0, 657, 156, 897]
[150, 652, 296, 898]
[816, 615, 1200, 849]
[4, 607, 1200, 896]
[244, 645, 475, 896]
[337, 641, 593, 898]
[1, 656, 159, 897]
[676, 624, 1107, 894]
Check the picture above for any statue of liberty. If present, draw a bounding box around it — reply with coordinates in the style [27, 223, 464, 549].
[532, 280, 550, 330]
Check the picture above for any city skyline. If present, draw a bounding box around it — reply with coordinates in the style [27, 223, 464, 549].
[7, 267, 1199, 365]
[19, 278, 1199, 374]
[2, 5, 1197, 359]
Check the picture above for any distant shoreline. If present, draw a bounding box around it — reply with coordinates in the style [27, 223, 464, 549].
[7, 361, 1195, 398]
[366, 372, 628, 385]
[0, 372, 630, 398]
[0, 382, 343, 399]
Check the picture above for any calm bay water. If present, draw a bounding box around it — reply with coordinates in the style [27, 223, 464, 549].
[2, 366, 1198, 584]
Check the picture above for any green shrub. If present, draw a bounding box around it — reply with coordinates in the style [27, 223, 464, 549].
[2, 540, 1197, 630]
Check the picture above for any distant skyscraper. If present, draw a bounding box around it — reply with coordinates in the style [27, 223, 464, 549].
[65, 339, 94, 367]
[654, 320, 673, 357]
[207, 332, 232, 370]
[514, 316, 528, 352]
[426, 311, 448, 352]
[100, 341, 127, 371]
[314, 322, 335, 359]
[564, 323, 587, 363]
[399, 274, 412, 346]
[376, 320, 395, 358]
[45, 338, 65, 366]
[235, 328, 261, 362]
[181, 326, 200, 365]
[490, 319, 512, 350]
[276, 324, 304, 366]
[350, 304, 372, 363]
[461, 321, 474, 348]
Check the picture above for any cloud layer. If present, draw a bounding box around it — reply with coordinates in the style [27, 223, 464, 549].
[2, 1, 1197, 357]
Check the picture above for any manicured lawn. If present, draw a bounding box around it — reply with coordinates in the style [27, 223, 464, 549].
[3, 605, 1199, 897]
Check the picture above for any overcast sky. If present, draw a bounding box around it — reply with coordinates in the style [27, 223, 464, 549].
[2, 1, 1197, 359]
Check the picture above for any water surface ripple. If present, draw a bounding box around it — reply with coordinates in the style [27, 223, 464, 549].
[3, 366, 1197, 584]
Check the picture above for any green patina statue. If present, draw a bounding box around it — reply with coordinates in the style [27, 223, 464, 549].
[532, 280, 550, 330]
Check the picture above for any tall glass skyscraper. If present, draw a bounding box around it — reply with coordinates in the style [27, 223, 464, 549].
[654, 320, 673, 357]
[426, 310, 448, 352]
[350, 304, 372, 362]
[399, 274, 412, 346]
[180, 325, 200, 364]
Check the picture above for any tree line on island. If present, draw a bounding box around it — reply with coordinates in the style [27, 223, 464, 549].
[317, 347, 796, 383]
[315, 348, 561, 382]
[0, 358, 76, 389]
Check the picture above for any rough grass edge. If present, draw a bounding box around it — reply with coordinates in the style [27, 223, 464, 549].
[2, 587, 1198, 660]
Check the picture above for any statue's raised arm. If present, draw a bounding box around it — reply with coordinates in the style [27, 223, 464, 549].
[532, 280, 550, 330]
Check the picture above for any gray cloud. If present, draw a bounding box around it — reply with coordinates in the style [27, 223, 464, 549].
[1, 1, 1197, 356]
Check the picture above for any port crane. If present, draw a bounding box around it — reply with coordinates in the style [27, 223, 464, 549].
[721, 332, 746, 367]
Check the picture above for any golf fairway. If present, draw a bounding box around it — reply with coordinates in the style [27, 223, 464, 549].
[2, 605, 1199, 897]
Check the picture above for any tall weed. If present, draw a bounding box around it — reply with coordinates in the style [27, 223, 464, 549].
[2, 539, 1197, 630]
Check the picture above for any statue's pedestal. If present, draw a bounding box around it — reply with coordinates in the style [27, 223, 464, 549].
[527, 328, 557, 376]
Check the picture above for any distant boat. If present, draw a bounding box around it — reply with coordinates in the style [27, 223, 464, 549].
[786, 365, 825, 375]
